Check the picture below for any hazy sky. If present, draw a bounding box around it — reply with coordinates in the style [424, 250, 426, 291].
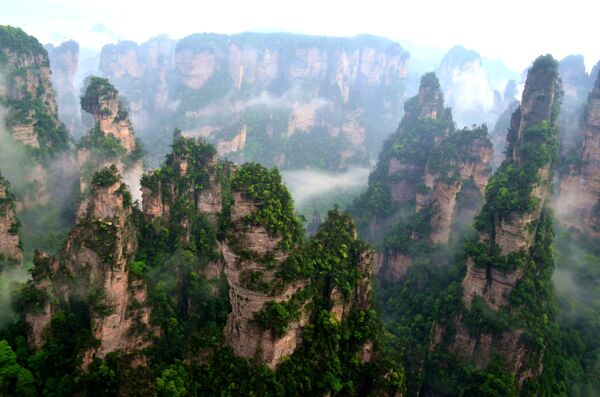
[1, 0, 597, 71]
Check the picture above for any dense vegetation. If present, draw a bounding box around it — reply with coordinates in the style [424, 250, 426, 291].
[231, 163, 304, 249]
[2, 23, 600, 397]
[350, 72, 454, 239]
[0, 26, 70, 158]
[0, 134, 406, 396]
[80, 77, 120, 115]
[77, 76, 144, 192]
[0, 25, 46, 62]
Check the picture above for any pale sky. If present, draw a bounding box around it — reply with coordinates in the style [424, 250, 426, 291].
[1, 0, 597, 72]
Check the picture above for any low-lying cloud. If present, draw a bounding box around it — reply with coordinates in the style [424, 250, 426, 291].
[282, 166, 370, 208]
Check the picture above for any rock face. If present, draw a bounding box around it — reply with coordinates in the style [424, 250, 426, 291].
[141, 132, 222, 243]
[80, 76, 137, 152]
[490, 99, 520, 170]
[0, 26, 69, 209]
[353, 72, 492, 281]
[46, 40, 83, 137]
[434, 55, 561, 387]
[0, 27, 67, 150]
[0, 174, 23, 266]
[558, 55, 593, 154]
[222, 193, 310, 368]
[556, 69, 600, 233]
[99, 33, 409, 168]
[26, 166, 152, 363]
[78, 76, 142, 194]
[100, 37, 175, 137]
[222, 185, 375, 368]
[140, 136, 379, 371]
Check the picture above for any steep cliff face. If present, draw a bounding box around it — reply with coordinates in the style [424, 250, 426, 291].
[141, 136, 382, 370]
[490, 99, 520, 170]
[222, 166, 377, 368]
[100, 37, 176, 136]
[0, 174, 22, 266]
[25, 166, 152, 363]
[46, 40, 82, 137]
[78, 76, 143, 194]
[99, 33, 409, 169]
[558, 55, 592, 153]
[141, 132, 222, 248]
[5, 122, 400, 395]
[0, 26, 70, 210]
[352, 72, 491, 281]
[431, 55, 561, 389]
[0, 26, 68, 152]
[222, 189, 309, 368]
[220, 165, 305, 368]
[136, 135, 400, 394]
[556, 69, 600, 233]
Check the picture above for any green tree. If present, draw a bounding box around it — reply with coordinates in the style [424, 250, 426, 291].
[0, 340, 35, 396]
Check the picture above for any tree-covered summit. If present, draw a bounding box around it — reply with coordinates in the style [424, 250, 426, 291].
[0, 25, 47, 62]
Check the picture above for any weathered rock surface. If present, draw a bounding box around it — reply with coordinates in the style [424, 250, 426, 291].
[46, 40, 82, 136]
[222, 189, 308, 368]
[0, 32, 58, 148]
[357, 73, 491, 280]
[436, 55, 561, 387]
[557, 68, 600, 233]
[78, 77, 142, 194]
[142, 135, 222, 228]
[0, 175, 23, 265]
[26, 168, 152, 364]
[99, 33, 409, 169]
[0, 26, 69, 209]
[557, 55, 593, 153]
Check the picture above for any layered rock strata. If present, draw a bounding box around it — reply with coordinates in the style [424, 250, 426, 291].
[26, 166, 152, 363]
[355, 72, 492, 281]
[99, 33, 410, 168]
[433, 55, 562, 387]
[0, 174, 23, 265]
[77, 76, 142, 195]
[46, 40, 82, 136]
[556, 69, 600, 233]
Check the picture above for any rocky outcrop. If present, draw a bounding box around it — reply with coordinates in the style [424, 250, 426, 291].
[222, 191, 310, 368]
[354, 73, 491, 280]
[557, 69, 600, 233]
[422, 130, 492, 244]
[558, 55, 592, 153]
[141, 133, 222, 230]
[221, 164, 376, 369]
[0, 26, 68, 151]
[80, 76, 137, 152]
[140, 136, 379, 370]
[220, 165, 309, 368]
[558, 55, 596, 154]
[26, 166, 152, 363]
[0, 26, 69, 210]
[100, 36, 175, 136]
[46, 40, 82, 136]
[385, 73, 452, 208]
[434, 55, 561, 387]
[99, 33, 409, 169]
[78, 76, 142, 194]
[491, 99, 520, 170]
[0, 174, 23, 266]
